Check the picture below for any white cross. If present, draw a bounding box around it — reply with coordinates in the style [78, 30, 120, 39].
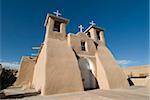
[78, 25, 84, 32]
[53, 10, 61, 16]
[90, 20, 96, 25]
[31, 53, 38, 56]
[32, 47, 40, 50]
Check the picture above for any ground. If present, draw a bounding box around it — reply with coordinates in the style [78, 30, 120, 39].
[0, 86, 149, 100]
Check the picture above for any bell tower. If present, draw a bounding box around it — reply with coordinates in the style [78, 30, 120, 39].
[44, 10, 69, 42]
[84, 21, 106, 45]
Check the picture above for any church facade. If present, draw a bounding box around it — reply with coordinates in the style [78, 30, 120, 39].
[15, 11, 129, 95]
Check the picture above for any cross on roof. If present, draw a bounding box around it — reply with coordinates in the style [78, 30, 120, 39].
[53, 10, 62, 16]
[78, 25, 84, 32]
[31, 53, 38, 56]
[90, 21, 96, 26]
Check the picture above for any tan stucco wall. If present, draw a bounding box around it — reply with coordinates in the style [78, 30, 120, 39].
[95, 45, 129, 89]
[145, 76, 150, 88]
[32, 15, 83, 95]
[123, 65, 150, 77]
[130, 78, 148, 86]
[88, 28, 105, 45]
[16, 14, 131, 95]
[44, 17, 67, 42]
[68, 33, 96, 56]
[89, 28, 97, 42]
[15, 56, 36, 88]
[68, 32, 129, 90]
[32, 44, 47, 94]
[43, 38, 84, 95]
[99, 31, 106, 46]
[68, 32, 97, 75]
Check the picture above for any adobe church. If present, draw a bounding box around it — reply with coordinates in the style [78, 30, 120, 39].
[15, 11, 129, 95]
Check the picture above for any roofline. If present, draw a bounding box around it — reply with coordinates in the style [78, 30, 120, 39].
[84, 25, 105, 33]
[44, 13, 70, 27]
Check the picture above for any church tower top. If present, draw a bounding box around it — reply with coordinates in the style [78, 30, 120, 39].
[44, 12, 69, 27]
[44, 11, 69, 41]
[84, 22, 105, 45]
[84, 24, 104, 33]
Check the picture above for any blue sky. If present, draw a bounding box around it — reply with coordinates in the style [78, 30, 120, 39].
[0, 0, 149, 68]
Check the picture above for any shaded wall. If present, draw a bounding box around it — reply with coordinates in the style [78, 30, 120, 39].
[15, 56, 36, 88]
[96, 45, 129, 89]
[43, 38, 84, 95]
[32, 44, 47, 93]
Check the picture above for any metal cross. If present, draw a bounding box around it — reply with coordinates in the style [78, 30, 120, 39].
[90, 20, 96, 25]
[53, 10, 61, 16]
[78, 25, 84, 32]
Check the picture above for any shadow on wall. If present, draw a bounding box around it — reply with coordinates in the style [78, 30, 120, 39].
[127, 78, 134, 86]
[84, 70, 99, 91]
[78, 57, 99, 90]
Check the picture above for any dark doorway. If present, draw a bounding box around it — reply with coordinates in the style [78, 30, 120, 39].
[78, 58, 99, 90]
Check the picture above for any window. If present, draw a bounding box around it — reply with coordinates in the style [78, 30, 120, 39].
[81, 41, 86, 51]
[96, 30, 100, 40]
[53, 21, 61, 32]
[87, 32, 91, 38]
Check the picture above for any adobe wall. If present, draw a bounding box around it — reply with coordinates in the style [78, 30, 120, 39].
[68, 33, 99, 89]
[43, 38, 84, 95]
[123, 65, 150, 77]
[32, 44, 47, 94]
[95, 44, 129, 89]
[145, 76, 150, 88]
[32, 15, 84, 95]
[68, 33, 96, 56]
[44, 16, 67, 42]
[68, 32, 98, 76]
[130, 78, 148, 86]
[15, 56, 36, 89]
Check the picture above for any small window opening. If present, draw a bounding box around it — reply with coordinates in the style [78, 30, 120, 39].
[53, 21, 61, 32]
[81, 41, 86, 51]
[87, 32, 91, 38]
[96, 30, 100, 40]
